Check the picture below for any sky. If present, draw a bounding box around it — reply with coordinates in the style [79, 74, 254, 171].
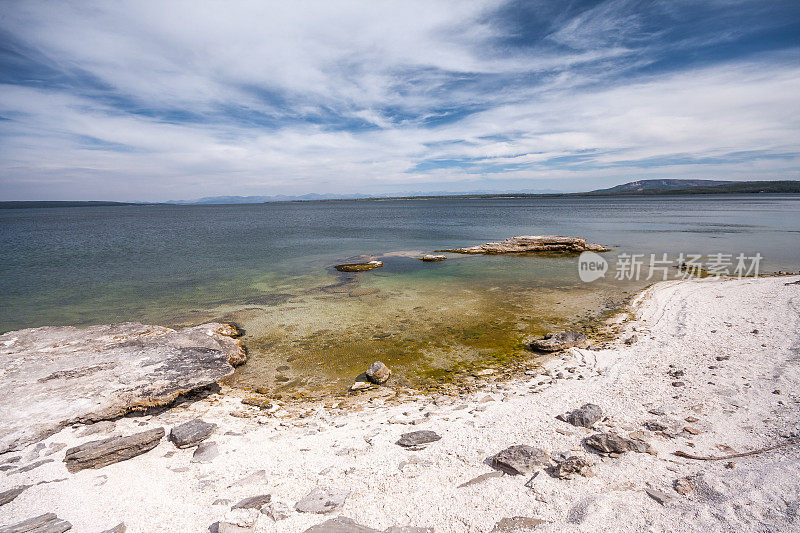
[0, 0, 799, 201]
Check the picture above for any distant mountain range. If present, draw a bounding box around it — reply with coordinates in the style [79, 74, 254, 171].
[2, 180, 799, 208]
[584, 179, 800, 196]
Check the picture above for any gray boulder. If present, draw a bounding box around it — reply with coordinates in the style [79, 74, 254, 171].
[191, 441, 219, 463]
[302, 517, 380, 532]
[366, 361, 391, 384]
[561, 404, 603, 427]
[169, 419, 217, 448]
[530, 332, 588, 352]
[395, 431, 441, 449]
[491, 445, 550, 475]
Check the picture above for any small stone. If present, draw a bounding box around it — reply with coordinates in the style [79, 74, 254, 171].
[302, 517, 380, 532]
[229, 470, 266, 487]
[674, 477, 695, 495]
[458, 471, 504, 488]
[349, 381, 373, 392]
[644, 421, 668, 432]
[491, 517, 547, 532]
[624, 335, 638, 345]
[715, 356, 730, 361]
[648, 409, 666, 416]
[671, 381, 685, 387]
[561, 403, 603, 428]
[725, 461, 735, 469]
[366, 362, 391, 384]
[395, 430, 441, 449]
[773, 389, 781, 395]
[550, 456, 594, 479]
[295, 487, 350, 513]
[683, 426, 702, 435]
[0, 485, 29, 506]
[491, 445, 550, 475]
[0, 513, 72, 533]
[232, 494, 271, 510]
[261, 501, 292, 521]
[685, 416, 699, 423]
[212, 522, 254, 533]
[584, 432, 651, 455]
[645, 487, 675, 505]
[169, 418, 217, 448]
[64, 428, 164, 473]
[191, 441, 219, 463]
[100, 523, 126, 533]
[222, 508, 259, 527]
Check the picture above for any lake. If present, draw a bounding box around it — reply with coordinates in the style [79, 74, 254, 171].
[2, 194, 798, 397]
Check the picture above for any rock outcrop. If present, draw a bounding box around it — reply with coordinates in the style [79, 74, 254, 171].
[63, 427, 165, 473]
[439, 235, 608, 254]
[418, 255, 447, 262]
[0, 322, 245, 453]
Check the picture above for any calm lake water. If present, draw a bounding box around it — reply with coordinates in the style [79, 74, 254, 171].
[2, 194, 799, 397]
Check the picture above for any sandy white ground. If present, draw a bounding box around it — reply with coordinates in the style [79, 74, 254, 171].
[2, 276, 799, 532]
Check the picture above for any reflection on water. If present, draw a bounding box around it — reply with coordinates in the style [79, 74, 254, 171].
[1, 195, 798, 397]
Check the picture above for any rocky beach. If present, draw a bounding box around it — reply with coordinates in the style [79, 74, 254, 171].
[1, 275, 798, 532]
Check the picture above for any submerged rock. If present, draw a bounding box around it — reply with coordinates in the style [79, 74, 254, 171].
[63, 427, 164, 473]
[491, 445, 550, 475]
[335, 261, 383, 272]
[0, 322, 244, 453]
[366, 361, 391, 384]
[439, 235, 608, 255]
[530, 331, 588, 352]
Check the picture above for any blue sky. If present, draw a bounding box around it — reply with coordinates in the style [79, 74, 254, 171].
[0, 0, 798, 201]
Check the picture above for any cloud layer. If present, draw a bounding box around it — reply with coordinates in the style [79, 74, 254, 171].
[1, 0, 798, 200]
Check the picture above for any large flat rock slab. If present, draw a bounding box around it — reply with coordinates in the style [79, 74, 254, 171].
[439, 235, 608, 254]
[0, 322, 245, 453]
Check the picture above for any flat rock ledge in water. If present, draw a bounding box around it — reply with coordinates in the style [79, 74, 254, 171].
[0, 322, 244, 453]
[335, 260, 383, 272]
[0, 513, 72, 533]
[439, 235, 608, 255]
[63, 427, 165, 473]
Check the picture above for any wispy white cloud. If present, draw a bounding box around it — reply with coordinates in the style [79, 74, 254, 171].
[0, 0, 798, 199]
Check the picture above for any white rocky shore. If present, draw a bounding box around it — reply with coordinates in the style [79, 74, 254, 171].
[1, 276, 799, 532]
